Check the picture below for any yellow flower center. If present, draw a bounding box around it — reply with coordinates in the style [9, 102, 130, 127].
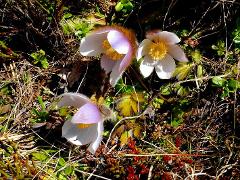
[77, 123, 93, 129]
[102, 40, 123, 60]
[148, 41, 167, 60]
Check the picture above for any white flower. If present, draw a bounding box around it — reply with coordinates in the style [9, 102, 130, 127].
[58, 93, 104, 154]
[137, 31, 188, 79]
[79, 26, 136, 86]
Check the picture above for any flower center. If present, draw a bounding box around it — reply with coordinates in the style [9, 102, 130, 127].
[102, 40, 123, 60]
[77, 123, 93, 129]
[148, 41, 167, 60]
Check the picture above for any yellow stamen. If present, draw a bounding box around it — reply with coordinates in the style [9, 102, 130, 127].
[102, 40, 123, 60]
[148, 41, 167, 60]
[77, 123, 93, 129]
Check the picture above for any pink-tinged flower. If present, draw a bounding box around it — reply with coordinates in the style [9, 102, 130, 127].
[58, 93, 104, 154]
[80, 26, 137, 86]
[137, 31, 188, 79]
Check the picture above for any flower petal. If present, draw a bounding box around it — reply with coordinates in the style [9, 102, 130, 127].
[140, 59, 155, 78]
[72, 102, 102, 124]
[109, 60, 124, 86]
[155, 54, 176, 79]
[100, 55, 116, 73]
[87, 121, 103, 154]
[58, 93, 90, 108]
[62, 120, 96, 146]
[168, 45, 188, 62]
[147, 31, 180, 44]
[141, 55, 159, 66]
[107, 30, 130, 54]
[119, 48, 133, 72]
[137, 39, 152, 60]
[80, 30, 108, 56]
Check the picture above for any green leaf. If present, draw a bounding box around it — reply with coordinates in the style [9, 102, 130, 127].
[233, 35, 240, 44]
[59, 107, 68, 116]
[32, 108, 40, 117]
[124, 1, 134, 11]
[58, 158, 66, 167]
[115, 79, 134, 93]
[121, 0, 129, 3]
[30, 50, 49, 69]
[160, 84, 171, 95]
[212, 41, 225, 56]
[152, 98, 164, 109]
[41, 58, 49, 69]
[64, 166, 73, 175]
[191, 49, 202, 63]
[0, 84, 12, 95]
[227, 79, 240, 91]
[171, 118, 183, 128]
[58, 172, 67, 180]
[212, 76, 226, 87]
[197, 65, 203, 78]
[115, 2, 123, 11]
[0, 40, 7, 49]
[233, 19, 240, 44]
[176, 85, 189, 96]
[37, 96, 45, 111]
[32, 152, 49, 161]
[63, 13, 73, 19]
[221, 88, 230, 99]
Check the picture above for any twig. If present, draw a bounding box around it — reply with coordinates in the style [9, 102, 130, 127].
[75, 169, 112, 180]
[123, 153, 209, 157]
[175, 73, 231, 85]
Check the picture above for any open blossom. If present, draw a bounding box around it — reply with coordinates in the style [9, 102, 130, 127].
[58, 93, 104, 154]
[80, 26, 137, 86]
[137, 31, 188, 79]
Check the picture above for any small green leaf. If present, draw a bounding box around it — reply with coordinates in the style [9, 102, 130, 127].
[32, 152, 49, 161]
[171, 118, 183, 128]
[227, 79, 239, 91]
[37, 96, 45, 111]
[212, 76, 226, 87]
[115, 2, 123, 11]
[41, 58, 49, 69]
[30, 50, 49, 69]
[176, 85, 189, 96]
[191, 49, 202, 63]
[59, 107, 68, 116]
[64, 166, 73, 175]
[197, 65, 203, 78]
[221, 88, 230, 99]
[212, 41, 225, 56]
[124, 1, 134, 11]
[152, 98, 164, 109]
[63, 13, 73, 19]
[160, 84, 171, 95]
[58, 172, 67, 180]
[58, 157, 66, 167]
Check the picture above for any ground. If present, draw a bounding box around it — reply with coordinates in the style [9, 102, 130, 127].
[0, 0, 240, 179]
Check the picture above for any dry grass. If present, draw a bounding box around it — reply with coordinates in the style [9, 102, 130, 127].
[0, 0, 240, 179]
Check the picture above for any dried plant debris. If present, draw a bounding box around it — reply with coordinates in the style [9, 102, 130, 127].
[0, 0, 240, 179]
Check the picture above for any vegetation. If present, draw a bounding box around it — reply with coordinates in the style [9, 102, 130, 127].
[0, 0, 239, 179]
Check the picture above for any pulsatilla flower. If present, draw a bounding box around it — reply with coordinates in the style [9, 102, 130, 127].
[80, 26, 137, 86]
[58, 93, 105, 154]
[137, 31, 188, 79]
